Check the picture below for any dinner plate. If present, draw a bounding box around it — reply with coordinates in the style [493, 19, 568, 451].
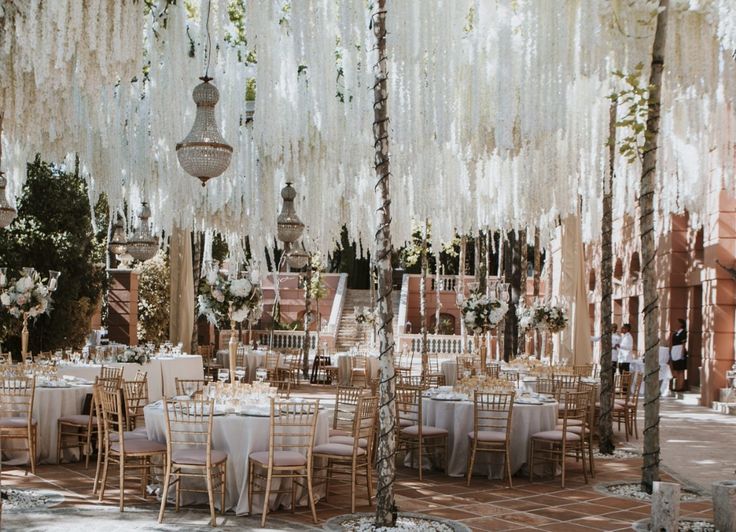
[431, 397, 462, 402]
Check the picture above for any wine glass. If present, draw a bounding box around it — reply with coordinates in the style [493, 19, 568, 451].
[217, 369, 230, 384]
[235, 366, 246, 383]
[255, 368, 267, 383]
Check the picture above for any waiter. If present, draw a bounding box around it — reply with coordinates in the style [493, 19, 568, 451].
[618, 323, 634, 373]
[670, 318, 687, 391]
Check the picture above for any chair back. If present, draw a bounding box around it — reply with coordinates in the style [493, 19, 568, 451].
[554, 374, 580, 394]
[427, 352, 441, 374]
[353, 395, 378, 455]
[265, 352, 280, 370]
[236, 344, 247, 368]
[485, 363, 501, 379]
[559, 390, 589, 434]
[578, 381, 598, 430]
[0, 375, 35, 423]
[573, 364, 594, 378]
[333, 386, 363, 433]
[501, 370, 520, 384]
[614, 371, 633, 401]
[396, 385, 422, 427]
[97, 385, 127, 451]
[352, 354, 367, 370]
[100, 365, 124, 383]
[175, 378, 208, 397]
[123, 376, 149, 431]
[399, 374, 429, 389]
[163, 398, 215, 463]
[268, 399, 319, 463]
[456, 356, 475, 380]
[472, 391, 514, 440]
[536, 377, 555, 395]
[627, 372, 643, 407]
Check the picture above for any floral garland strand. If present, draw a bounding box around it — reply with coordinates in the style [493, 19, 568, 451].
[460, 292, 508, 334]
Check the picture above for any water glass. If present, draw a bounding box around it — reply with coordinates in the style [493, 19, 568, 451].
[218, 369, 230, 383]
[235, 367, 246, 382]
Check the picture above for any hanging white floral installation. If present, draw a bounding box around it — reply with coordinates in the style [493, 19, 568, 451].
[0, 0, 735, 264]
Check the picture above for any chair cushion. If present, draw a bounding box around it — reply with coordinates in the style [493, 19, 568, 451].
[110, 431, 148, 442]
[398, 418, 414, 428]
[557, 418, 583, 426]
[468, 430, 506, 442]
[0, 417, 35, 428]
[531, 430, 581, 442]
[400, 425, 448, 437]
[555, 424, 585, 434]
[172, 449, 227, 465]
[111, 438, 166, 454]
[249, 450, 307, 467]
[329, 435, 368, 448]
[59, 414, 95, 426]
[132, 425, 148, 435]
[314, 443, 367, 456]
[329, 428, 351, 438]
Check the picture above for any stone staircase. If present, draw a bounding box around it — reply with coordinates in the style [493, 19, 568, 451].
[334, 288, 402, 352]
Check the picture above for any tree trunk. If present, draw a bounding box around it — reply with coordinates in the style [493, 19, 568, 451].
[372, 0, 397, 525]
[190, 232, 204, 352]
[641, 0, 668, 494]
[420, 222, 428, 375]
[477, 230, 487, 294]
[598, 98, 617, 455]
[504, 231, 520, 361]
[302, 261, 312, 379]
[533, 229, 541, 297]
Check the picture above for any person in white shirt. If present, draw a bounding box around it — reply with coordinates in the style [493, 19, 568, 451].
[618, 323, 634, 373]
[611, 323, 621, 375]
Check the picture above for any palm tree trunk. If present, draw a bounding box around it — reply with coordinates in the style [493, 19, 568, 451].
[302, 261, 312, 379]
[372, 0, 397, 525]
[598, 98, 617, 455]
[641, 0, 668, 494]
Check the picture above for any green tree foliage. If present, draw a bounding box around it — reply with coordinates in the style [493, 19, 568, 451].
[135, 250, 170, 344]
[0, 156, 106, 354]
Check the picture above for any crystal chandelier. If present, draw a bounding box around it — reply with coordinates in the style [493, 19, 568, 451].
[277, 182, 305, 244]
[0, 172, 17, 228]
[126, 202, 159, 262]
[175, 2, 232, 186]
[108, 216, 128, 256]
[285, 242, 309, 270]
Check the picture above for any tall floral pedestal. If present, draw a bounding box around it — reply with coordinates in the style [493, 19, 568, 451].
[228, 320, 237, 381]
[20, 313, 29, 360]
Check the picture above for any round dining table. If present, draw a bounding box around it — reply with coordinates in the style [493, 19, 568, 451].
[421, 396, 558, 478]
[144, 402, 329, 516]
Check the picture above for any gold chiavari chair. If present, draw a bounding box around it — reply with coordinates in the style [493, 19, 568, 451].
[315, 350, 339, 385]
[263, 351, 281, 382]
[467, 391, 515, 487]
[613, 371, 642, 440]
[350, 354, 368, 387]
[57, 388, 98, 467]
[329, 386, 364, 438]
[536, 377, 555, 395]
[158, 398, 227, 527]
[100, 365, 124, 382]
[247, 399, 320, 526]
[175, 378, 208, 398]
[484, 363, 501, 379]
[573, 364, 594, 378]
[554, 374, 581, 395]
[529, 390, 589, 488]
[423, 352, 446, 387]
[199, 344, 221, 380]
[456, 356, 476, 382]
[573, 381, 598, 477]
[0, 376, 37, 474]
[97, 386, 167, 511]
[123, 373, 149, 436]
[92, 375, 131, 495]
[396, 385, 448, 481]
[314, 395, 378, 512]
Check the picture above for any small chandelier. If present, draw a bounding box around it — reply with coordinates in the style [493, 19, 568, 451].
[285, 242, 309, 270]
[126, 202, 159, 262]
[0, 172, 17, 228]
[108, 216, 128, 256]
[277, 182, 305, 244]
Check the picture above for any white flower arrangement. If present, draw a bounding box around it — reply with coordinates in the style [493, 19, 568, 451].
[0, 271, 53, 319]
[460, 292, 508, 334]
[353, 306, 378, 325]
[198, 269, 263, 326]
[117, 346, 152, 365]
[517, 303, 536, 333]
[519, 300, 569, 333]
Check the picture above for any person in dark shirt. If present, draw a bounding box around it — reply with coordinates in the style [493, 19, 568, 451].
[670, 318, 687, 391]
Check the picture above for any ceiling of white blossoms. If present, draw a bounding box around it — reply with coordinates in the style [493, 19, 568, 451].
[1, 0, 735, 266]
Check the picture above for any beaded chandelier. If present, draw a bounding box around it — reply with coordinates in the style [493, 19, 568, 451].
[126, 203, 158, 262]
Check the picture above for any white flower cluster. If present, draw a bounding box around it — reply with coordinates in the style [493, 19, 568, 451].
[198, 270, 264, 326]
[117, 346, 151, 365]
[0, 273, 52, 319]
[518, 300, 569, 333]
[461, 292, 508, 334]
[353, 306, 378, 325]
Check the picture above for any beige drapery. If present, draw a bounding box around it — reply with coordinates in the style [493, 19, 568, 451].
[554, 215, 593, 365]
[169, 226, 194, 354]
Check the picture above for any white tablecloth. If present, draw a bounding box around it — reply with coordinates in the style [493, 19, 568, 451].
[144, 404, 329, 515]
[630, 353, 672, 397]
[3, 384, 94, 465]
[56, 355, 204, 400]
[216, 349, 276, 382]
[422, 397, 558, 478]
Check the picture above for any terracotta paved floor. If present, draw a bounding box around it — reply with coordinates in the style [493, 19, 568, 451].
[0, 389, 723, 531]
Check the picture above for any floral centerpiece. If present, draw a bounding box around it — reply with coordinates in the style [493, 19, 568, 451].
[454, 376, 515, 395]
[1, 271, 52, 319]
[117, 345, 152, 365]
[353, 306, 378, 325]
[517, 303, 536, 333]
[460, 292, 508, 334]
[533, 301, 568, 333]
[197, 270, 263, 326]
